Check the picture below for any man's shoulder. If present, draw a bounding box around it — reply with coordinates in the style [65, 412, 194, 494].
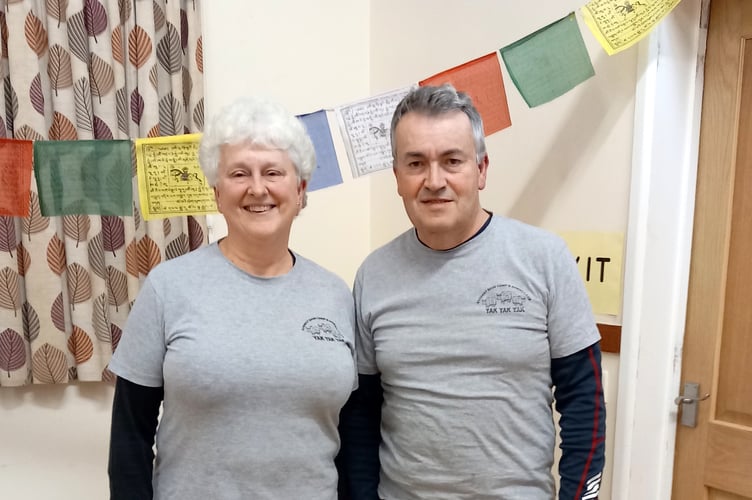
[491, 216, 567, 250]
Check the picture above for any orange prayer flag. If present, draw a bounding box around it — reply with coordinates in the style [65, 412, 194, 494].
[420, 52, 512, 135]
[0, 138, 34, 216]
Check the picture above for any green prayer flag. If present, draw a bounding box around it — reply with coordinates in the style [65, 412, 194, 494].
[34, 140, 133, 216]
[500, 13, 595, 108]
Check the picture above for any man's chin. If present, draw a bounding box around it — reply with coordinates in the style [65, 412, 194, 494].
[414, 222, 453, 237]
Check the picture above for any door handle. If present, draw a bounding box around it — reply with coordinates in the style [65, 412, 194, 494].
[674, 382, 709, 428]
[674, 394, 710, 405]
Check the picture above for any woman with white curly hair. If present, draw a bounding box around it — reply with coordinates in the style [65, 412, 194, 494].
[108, 97, 356, 500]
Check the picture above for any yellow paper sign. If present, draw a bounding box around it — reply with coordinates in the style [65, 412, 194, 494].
[559, 231, 624, 316]
[135, 134, 218, 220]
[581, 0, 682, 55]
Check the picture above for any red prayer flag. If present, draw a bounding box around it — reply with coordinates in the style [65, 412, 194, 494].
[420, 52, 512, 135]
[0, 138, 34, 216]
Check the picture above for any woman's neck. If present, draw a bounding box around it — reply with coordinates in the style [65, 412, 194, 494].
[218, 236, 293, 277]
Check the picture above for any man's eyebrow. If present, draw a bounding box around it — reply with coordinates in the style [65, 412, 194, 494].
[402, 151, 425, 159]
[440, 148, 464, 157]
[402, 149, 466, 158]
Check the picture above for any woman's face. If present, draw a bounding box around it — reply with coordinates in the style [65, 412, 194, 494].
[213, 142, 306, 244]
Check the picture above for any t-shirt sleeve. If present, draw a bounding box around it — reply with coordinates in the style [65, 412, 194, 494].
[108, 276, 167, 387]
[547, 238, 601, 359]
[340, 280, 360, 391]
[353, 269, 379, 375]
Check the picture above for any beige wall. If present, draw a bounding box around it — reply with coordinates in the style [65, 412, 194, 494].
[368, 1, 635, 246]
[0, 2, 635, 498]
[202, 1, 372, 286]
[0, 383, 114, 498]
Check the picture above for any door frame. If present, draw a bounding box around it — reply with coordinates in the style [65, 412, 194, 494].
[612, 0, 711, 498]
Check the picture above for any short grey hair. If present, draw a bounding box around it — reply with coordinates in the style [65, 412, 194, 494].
[390, 84, 487, 164]
[198, 96, 316, 207]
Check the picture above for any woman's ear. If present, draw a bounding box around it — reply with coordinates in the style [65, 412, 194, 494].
[213, 186, 221, 211]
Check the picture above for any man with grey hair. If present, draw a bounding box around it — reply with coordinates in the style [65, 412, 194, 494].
[338, 84, 605, 500]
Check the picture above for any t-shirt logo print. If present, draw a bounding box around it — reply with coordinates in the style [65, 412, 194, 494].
[302, 317, 345, 342]
[477, 284, 531, 314]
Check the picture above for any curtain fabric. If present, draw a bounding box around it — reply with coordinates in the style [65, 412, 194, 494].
[0, 0, 207, 386]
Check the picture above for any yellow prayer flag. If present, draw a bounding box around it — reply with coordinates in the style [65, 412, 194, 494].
[134, 134, 218, 220]
[581, 0, 682, 55]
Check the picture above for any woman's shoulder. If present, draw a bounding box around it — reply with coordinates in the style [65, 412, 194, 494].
[292, 253, 350, 290]
[144, 244, 219, 282]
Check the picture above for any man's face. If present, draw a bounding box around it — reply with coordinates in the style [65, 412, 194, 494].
[393, 110, 489, 250]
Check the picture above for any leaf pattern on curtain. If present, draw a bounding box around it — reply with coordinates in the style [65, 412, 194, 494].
[0, 0, 207, 386]
[31, 343, 67, 383]
[0, 267, 21, 314]
[0, 328, 27, 375]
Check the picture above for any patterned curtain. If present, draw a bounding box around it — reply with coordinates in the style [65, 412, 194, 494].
[0, 0, 207, 386]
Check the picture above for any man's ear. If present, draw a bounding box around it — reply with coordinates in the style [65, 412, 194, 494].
[393, 163, 404, 198]
[478, 154, 490, 191]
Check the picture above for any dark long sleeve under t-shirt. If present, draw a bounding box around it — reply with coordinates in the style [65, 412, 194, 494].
[108, 376, 163, 500]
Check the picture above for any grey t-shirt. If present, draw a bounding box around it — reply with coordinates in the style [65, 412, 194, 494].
[354, 216, 600, 499]
[110, 243, 356, 500]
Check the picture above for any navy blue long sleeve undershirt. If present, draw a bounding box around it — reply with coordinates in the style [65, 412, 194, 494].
[337, 373, 382, 500]
[108, 376, 163, 500]
[552, 342, 606, 500]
